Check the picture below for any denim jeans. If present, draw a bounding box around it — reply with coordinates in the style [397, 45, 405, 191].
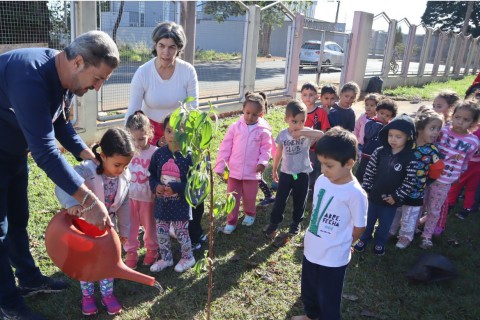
[0, 157, 43, 309]
[360, 200, 397, 247]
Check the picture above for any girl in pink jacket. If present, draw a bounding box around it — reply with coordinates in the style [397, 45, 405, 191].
[215, 92, 273, 234]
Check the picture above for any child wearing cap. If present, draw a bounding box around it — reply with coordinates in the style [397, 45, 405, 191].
[148, 115, 195, 273]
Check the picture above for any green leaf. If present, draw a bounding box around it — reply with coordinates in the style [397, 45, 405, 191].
[193, 258, 206, 276]
[200, 121, 213, 149]
[223, 192, 236, 214]
[183, 96, 196, 104]
[169, 107, 183, 131]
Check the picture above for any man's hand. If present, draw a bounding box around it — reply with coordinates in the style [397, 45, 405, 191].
[66, 205, 82, 216]
[272, 170, 279, 183]
[82, 198, 113, 229]
[79, 148, 99, 165]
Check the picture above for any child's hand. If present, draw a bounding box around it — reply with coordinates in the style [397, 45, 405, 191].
[156, 185, 165, 196]
[66, 205, 82, 216]
[383, 195, 396, 205]
[164, 185, 175, 197]
[272, 170, 279, 183]
[291, 130, 304, 139]
[256, 164, 265, 173]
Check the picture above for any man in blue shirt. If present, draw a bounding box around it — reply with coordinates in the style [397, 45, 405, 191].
[0, 31, 119, 320]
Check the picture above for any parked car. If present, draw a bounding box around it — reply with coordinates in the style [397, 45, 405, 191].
[299, 40, 344, 70]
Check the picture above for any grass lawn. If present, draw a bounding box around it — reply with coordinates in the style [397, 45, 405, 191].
[383, 75, 476, 101]
[25, 104, 480, 319]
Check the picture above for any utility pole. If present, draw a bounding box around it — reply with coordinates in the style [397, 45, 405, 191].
[335, 0, 340, 24]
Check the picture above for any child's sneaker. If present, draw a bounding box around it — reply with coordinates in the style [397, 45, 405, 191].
[199, 234, 207, 243]
[150, 259, 174, 272]
[373, 245, 385, 256]
[143, 250, 159, 266]
[125, 252, 138, 269]
[258, 197, 275, 207]
[101, 294, 122, 315]
[288, 223, 301, 236]
[456, 208, 471, 220]
[263, 223, 278, 239]
[191, 242, 202, 251]
[353, 240, 366, 253]
[174, 257, 196, 273]
[395, 236, 411, 249]
[419, 237, 433, 249]
[81, 295, 98, 316]
[222, 224, 236, 234]
[242, 215, 255, 226]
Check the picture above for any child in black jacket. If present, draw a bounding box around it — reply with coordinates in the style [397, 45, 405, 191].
[353, 114, 417, 256]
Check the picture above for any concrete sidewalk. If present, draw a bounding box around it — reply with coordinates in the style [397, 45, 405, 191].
[213, 93, 432, 119]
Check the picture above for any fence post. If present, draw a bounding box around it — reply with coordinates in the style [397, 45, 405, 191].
[417, 27, 432, 77]
[471, 38, 480, 75]
[432, 31, 446, 76]
[453, 35, 468, 74]
[74, 1, 99, 144]
[401, 24, 417, 76]
[381, 19, 397, 78]
[240, 5, 260, 98]
[343, 11, 373, 89]
[464, 38, 476, 75]
[286, 13, 304, 98]
[444, 32, 457, 77]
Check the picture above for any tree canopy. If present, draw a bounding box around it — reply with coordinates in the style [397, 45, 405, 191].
[203, 1, 312, 56]
[421, 1, 480, 37]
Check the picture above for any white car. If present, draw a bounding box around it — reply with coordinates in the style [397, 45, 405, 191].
[299, 40, 344, 69]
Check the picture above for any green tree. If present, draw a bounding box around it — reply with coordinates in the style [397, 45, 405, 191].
[0, 1, 50, 45]
[421, 1, 480, 37]
[170, 98, 236, 320]
[203, 1, 312, 56]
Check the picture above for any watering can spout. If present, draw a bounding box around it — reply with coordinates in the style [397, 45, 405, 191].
[45, 211, 157, 287]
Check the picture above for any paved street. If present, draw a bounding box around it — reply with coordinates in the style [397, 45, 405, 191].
[98, 58, 450, 112]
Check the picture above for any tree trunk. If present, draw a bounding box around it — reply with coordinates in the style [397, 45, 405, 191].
[258, 22, 272, 57]
[112, 1, 125, 44]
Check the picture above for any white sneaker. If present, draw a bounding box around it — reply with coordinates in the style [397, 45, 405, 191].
[150, 259, 173, 272]
[174, 257, 196, 273]
[242, 215, 255, 226]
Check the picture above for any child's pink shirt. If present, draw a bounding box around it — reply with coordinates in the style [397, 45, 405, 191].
[354, 113, 369, 145]
[129, 144, 158, 202]
[437, 125, 480, 184]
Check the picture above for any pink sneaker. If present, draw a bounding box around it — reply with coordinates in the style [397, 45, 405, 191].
[101, 294, 122, 315]
[81, 295, 98, 316]
[125, 252, 138, 269]
[143, 250, 159, 266]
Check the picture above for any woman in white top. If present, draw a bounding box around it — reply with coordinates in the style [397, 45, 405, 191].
[125, 21, 199, 146]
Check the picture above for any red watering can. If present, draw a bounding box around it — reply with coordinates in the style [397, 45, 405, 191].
[45, 211, 162, 291]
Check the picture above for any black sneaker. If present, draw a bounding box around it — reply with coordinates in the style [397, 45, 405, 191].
[374, 245, 385, 256]
[353, 240, 366, 253]
[263, 224, 278, 239]
[456, 208, 471, 220]
[0, 306, 46, 320]
[288, 223, 301, 236]
[199, 234, 207, 243]
[18, 276, 69, 297]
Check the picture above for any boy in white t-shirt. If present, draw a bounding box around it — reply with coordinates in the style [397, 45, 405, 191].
[292, 127, 368, 320]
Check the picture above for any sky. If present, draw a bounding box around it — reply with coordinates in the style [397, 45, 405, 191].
[314, 0, 429, 31]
